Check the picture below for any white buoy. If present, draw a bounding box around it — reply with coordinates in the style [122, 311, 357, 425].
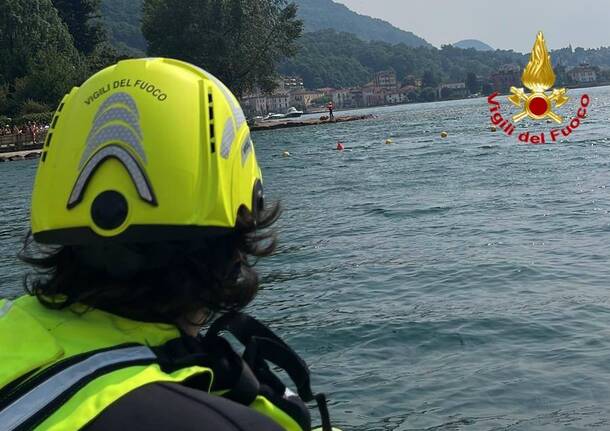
[282, 151, 290, 157]
[385, 139, 394, 145]
[440, 131, 448, 138]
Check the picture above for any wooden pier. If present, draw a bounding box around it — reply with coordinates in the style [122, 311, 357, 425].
[0, 131, 45, 151]
[0, 149, 41, 162]
[251, 114, 374, 131]
[0, 131, 46, 162]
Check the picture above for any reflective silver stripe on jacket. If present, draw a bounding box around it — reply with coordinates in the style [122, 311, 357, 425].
[0, 300, 12, 318]
[0, 345, 156, 431]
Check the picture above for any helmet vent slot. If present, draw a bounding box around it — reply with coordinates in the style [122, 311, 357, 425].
[51, 115, 59, 129]
[209, 120, 215, 153]
[208, 91, 215, 153]
[45, 133, 53, 147]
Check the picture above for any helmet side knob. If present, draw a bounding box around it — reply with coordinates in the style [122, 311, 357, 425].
[91, 190, 129, 230]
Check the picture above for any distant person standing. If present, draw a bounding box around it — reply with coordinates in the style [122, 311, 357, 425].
[28, 122, 37, 144]
[327, 101, 335, 121]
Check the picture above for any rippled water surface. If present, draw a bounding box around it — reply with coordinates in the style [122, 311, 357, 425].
[3, 87, 610, 430]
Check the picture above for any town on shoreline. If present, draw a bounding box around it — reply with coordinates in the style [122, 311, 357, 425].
[241, 63, 609, 119]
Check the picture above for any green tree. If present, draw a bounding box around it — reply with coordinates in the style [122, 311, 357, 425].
[142, 0, 303, 96]
[465, 72, 479, 94]
[13, 51, 87, 109]
[0, 0, 83, 115]
[481, 82, 494, 95]
[554, 64, 568, 86]
[52, 0, 106, 54]
[20, 99, 52, 115]
[406, 89, 418, 103]
[0, 84, 9, 114]
[87, 41, 125, 72]
[420, 87, 437, 102]
[422, 70, 438, 88]
[0, 0, 78, 86]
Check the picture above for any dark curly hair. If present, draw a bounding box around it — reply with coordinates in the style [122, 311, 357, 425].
[19, 204, 280, 325]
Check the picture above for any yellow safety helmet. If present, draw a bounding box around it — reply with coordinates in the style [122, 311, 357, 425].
[31, 58, 263, 244]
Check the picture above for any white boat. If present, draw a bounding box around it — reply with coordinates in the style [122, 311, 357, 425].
[285, 107, 303, 118]
[264, 113, 286, 120]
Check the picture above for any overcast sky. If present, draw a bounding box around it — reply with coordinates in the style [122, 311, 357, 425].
[337, 0, 610, 52]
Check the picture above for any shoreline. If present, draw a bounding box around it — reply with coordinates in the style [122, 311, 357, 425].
[291, 83, 610, 119]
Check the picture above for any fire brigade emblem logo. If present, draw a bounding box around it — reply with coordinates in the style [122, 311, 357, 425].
[508, 32, 568, 123]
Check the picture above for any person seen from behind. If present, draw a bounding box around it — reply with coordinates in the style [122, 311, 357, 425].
[0, 58, 339, 431]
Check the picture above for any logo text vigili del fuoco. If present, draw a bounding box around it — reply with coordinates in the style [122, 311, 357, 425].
[487, 32, 590, 144]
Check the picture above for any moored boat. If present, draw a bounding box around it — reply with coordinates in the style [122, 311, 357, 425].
[263, 113, 286, 120]
[285, 107, 303, 118]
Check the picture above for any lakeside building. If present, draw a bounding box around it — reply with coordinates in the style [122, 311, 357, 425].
[240, 93, 268, 116]
[290, 90, 325, 110]
[374, 70, 398, 90]
[241, 91, 294, 116]
[568, 63, 598, 84]
[267, 93, 291, 113]
[385, 85, 418, 105]
[357, 70, 401, 107]
[362, 82, 386, 107]
[349, 88, 364, 108]
[316, 87, 335, 96]
[241, 75, 306, 116]
[490, 64, 521, 93]
[438, 82, 468, 99]
[330, 88, 352, 108]
[281, 75, 305, 92]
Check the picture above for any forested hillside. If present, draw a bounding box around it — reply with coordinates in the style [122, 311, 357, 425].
[98, 1, 610, 90]
[279, 30, 526, 88]
[100, 0, 146, 53]
[279, 30, 610, 88]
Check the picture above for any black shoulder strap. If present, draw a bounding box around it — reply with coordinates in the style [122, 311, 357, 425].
[153, 335, 260, 406]
[206, 312, 334, 431]
[208, 312, 314, 401]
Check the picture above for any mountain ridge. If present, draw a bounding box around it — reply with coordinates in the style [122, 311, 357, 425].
[453, 39, 494, 51]
[293, 0, 431, 47]
[99, 0, 432, 53]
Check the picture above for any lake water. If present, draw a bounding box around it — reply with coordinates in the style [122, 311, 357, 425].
[2, 87, 610, 430]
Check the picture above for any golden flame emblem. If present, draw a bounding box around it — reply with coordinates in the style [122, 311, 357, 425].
[508, 32, 568, 123]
